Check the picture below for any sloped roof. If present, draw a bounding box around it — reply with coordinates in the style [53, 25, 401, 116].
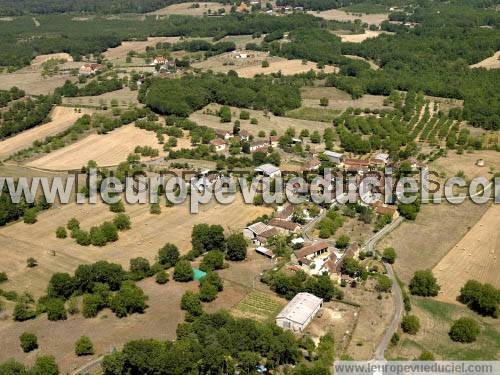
[255, 164, 280, 175]
[276, 292, 323, 324]
[294, 241, 329, 259]
[246, 222, 274, 236]
[269, 218, 300, 232]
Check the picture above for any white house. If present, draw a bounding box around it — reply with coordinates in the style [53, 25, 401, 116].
[324, 151, 344, 164]
[276, 292, 323, 332]
[79, 63, 104, 76]
[250, 140, 269, 152]
[254, 164, 281, 178]
[210, 138, 226, 152]
[373, 153, 390, 165]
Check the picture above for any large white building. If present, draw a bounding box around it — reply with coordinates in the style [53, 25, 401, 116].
[276, 292, 323, 332]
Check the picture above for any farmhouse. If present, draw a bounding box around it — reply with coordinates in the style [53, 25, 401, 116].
[244, 222, 279, 244]
[276, 292, 323, 332]
[210, 138, 226, 152]
[254, 164, 281, 178]
[152, 56, 166, 65]
[79, 63, 104, 75]
[324, 151, 344, 164]
[269, 136, 279, 148]
[215, 129, 233, 140]
[275, 203, 295, 220]
[269, 218, 301, 234]
[294, 241, 329, 264]
[250, 140, 269, 152]
[373, 202, 400, 220]
[373, 153, 390, 165]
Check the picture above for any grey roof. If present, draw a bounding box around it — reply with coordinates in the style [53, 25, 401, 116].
[276, 292, 323, 325]
[246, 222, 274, 236]
[324, 151, 343, 158]
[254, 163, 280, 176]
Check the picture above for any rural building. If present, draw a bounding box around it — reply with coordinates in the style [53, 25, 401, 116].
[294, 241, 329, 264]
[255, 246, 275, 259]
[303, 157, 321, 171]
[215, 129, 233, 140]
[244, 222, 279, 245]
[276, 292, 323, 332]
[373, 202, 400, 220]
[79, 63, 104, 75]
[254, 164, 281, 178]
[324, 151, 344, 164]
[210, 138, 226, 152]
[275, 203, 294, 220]
[239, 130, 250, 141]
[269, 136, 279, 147]
[373, 153, 390, 165]
[250, 140, 269, 152]
[152, 56, 166, 65]
[269, 218, 301, 234]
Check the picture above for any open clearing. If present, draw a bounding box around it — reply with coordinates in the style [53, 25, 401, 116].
[431, 149, 500, 179]
[470, 51, 500, 70]
[149, 2, 231, 16]
[388, 297, 500, 360]
[192, 51, 338, 78]
[300, 86, 389, 110]
[0, 69, 75, 95]
[433, 204, 500, 304]
[336, 30, 391, 43]
[190, 104, 332, 136]
[62, 87, 140, 108]
[27, 124, 162, 170]
[308, 9, 389, 25]
[31, 53, 73, 65]
[103, 37, 181, 61]
[0, 195, 272, 297]
[0, 106, 93, 161]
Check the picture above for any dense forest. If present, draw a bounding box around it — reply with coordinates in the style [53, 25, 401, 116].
[0, 0, 208, 15]
[141, 73, 302, 116]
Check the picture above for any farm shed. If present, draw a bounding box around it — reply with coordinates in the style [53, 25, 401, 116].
[276, 292, 323, 332]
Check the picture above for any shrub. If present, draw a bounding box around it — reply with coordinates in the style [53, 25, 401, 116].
[20, 332, 38, 353]
[155, 270, 169, 284]
[45, 298, 67, 321]
[449, 317, 480, 343]
[23, 208, 38, 224]
[219, 105, 231, 122]
[100, 221, 118, 242]
[376, 275, 393, 293]
[0, 272, 7, 283]
[418, 351, 435, 360]
[335, 235, 350, 249]
[401, 315, 420, 335]
[201, 272, 224, 292]
[459, 280, 499, 318]
[129, 257, 151, 280]
[382, 247, 396, 264]
[199, 282, 218, 302]
[13, 303, 37, 321]
[240, 110, 250, 120]
[319, 97, 329, 107]
[74, 229, 91, 246]
[109, 200, 125, 213]
[32, 355, 59, 375]
[113, 214, 131, 230]
[47, 272, 75, 300]
[409, 270, 440, 296]
[158, 243, 180, 268]
[90, 226, 107, 246]
[109, 282, 147, 318]
[75, 336, 94, 356]
[150, 203, 161, 214]
[262, 60, 269, 68]
[56, 226, 67, 239]
[200, 251, 224, 272]
[173, 260, 193, 282]
[67, 218, 80, 231]
[180, 291, 203, 316]
[390, 332, 399, 345]
[250, 118, 258, 125]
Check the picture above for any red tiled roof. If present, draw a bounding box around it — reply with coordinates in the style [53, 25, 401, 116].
[269, 218, 300, 232]
[294, 241, 329, 259]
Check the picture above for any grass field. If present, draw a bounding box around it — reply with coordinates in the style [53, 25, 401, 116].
[0, 106, 93, 161]
[285, 106, 342, 123]
[102, 37, 181, 61]
[335, 30, 392, 43]
[0, 69, 75, 95]
[26, 124, 162, 170]
[62, 87, 140, 108]
[234, 290, 285, 321]
[300, 86, 390, 111]
[433, 204, 500, 304]
[388, 297, 500, 360]
[148, 2, 231, 16]
[308, 9, 389, 25]
[189, 104, 332, 136]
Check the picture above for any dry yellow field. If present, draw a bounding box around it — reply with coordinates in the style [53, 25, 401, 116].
[0, 106, 93, 161]
[103, 36, 181, 60]
[300, 86, 389, 110]
[192, 51, 338, 77]
[0, 69, 75, 95]
[431, 150, 500, 179]
[433, 204, 500, 303]
[62, 87, 139, 107]
[31, 53, 73, 65]
[470, 51, 500, 70]
[0, 195, 272, 297]
[26, 124, 162, 170]
[337, 30, 391, 43]
[149, 2, 231, 16]
[308, 9, 388, 25]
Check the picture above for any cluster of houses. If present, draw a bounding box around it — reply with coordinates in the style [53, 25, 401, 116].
[78, 63, 105, 76]
[151, 55, 176, 69]
[209, 128, 279, 153]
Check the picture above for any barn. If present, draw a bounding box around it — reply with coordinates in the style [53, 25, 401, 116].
[275, 292, 323, 332]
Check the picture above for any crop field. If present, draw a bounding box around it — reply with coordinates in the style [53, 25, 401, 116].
[285, 107, 342, 123]
[102, 37, 181, 61]
[192, 51, 338, 78]
[62, 87, 140, 108]
[233, 291, 285, 321]
[26, 124, 162, 170]
[0, 195, 272, 297]
[470, 50, 500, 70]
[433, 204, 500, 304]
[388, 297, 500, 360]
[31, 53, 73, 65]
[0, 106, 93, 161]
[0, 69, 75, 95]
[308, 9, 389, 25]
[431, 150, 500, 179]
[148, 2, 232, 16]
[190, 104, 331, 136]
[336, 30, 392, 43]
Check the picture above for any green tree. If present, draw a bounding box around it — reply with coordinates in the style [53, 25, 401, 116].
[219, 105, 231, 123]
[376, 274, 393, 293]
[113, 214, 131, 230]
[155, 270, 169, 284]
[191, 224, 225, 256]
[335, 235, 350, 249]
[240, 110, 250, 120]
[75, 336, 94, 356]
[110, 282, 147, 318]
[382, 247, 396, 264]
[200, 251, 225, 272]
[129, 257, 151, 280]
[55, 226, 67, 239]
[46, 298, 67, 321]
[158, 243, 180, 268]
[199, 281, 218, 302]
[48, 272, 75, 300]
[459, 280, 499, 318]
[67, 217, 80, 231]
[409, 270, 440, 297]
[23, 208, 38, 224]
[31, 355, 59, 375]
[173, 260, 193, 282]
[180, 291, 203, 316]
[449, 317, 480, 343]
[319, 97, 329, 107]
[13, 303, 37, 321]
[226, 233, 247, 261]
[20, 332, 38, 353]
[401, 315, 420, 335]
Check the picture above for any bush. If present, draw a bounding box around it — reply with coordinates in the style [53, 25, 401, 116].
[409, 270, 440, 297]
[75, 336, 94, 356]
[390, 332, 399, 345]
[23, 208, 38, 224]
[200, 251, 224, 272]
[418, 351, 435, 360]
[129, 257, 152, 280]
[401, 315, 420, 335]
[180, 291, 203, 316]
[13, 303, 37, 321]
[201, 272, 224, 292]
[20, 332, 38, 353]
[382, 247, 396, 264]
[90, 226, 107, 246]
[56, 226, 67, 239]
[219, 105, 231, 123]
[0, 272, 7, 283]
[240, 110, 250, 120]
[158, 243, 180, 268]
[74, 229, 91, 246]
[262, 60, 269, 68]
[150, 203, 161, 214]
[376, 275, 393, 293]
[335, 235, 350, 249]
[67, 217, 80, 231]
[113, 214, 131, 230]
[100, 221, 118, 242]
[459, 280, 499, 318]
[199, 282, 218, 302]
[449, 317, 480, 343]
[155, 270, 169, 284]
[109, 282, 147, 318]
[250, 118, 258, 125]
[109, 200, 125, 213]
[45, 298, 67, 321]
[173, 260, 193, 282]
[32, 355, 59, 375]
[319, 97, 329, 107]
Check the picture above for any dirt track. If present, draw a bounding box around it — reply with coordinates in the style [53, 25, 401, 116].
[0, 106, 92, 161]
